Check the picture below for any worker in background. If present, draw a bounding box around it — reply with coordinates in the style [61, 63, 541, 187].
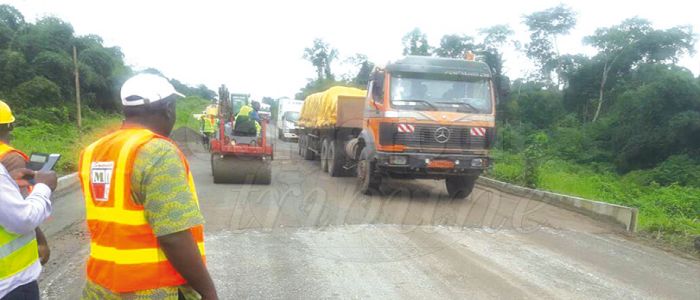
[233, 102, 261, 136]
[79, 74, 218, 300]
[0, 100, 51, 266]
[0, 158, 57, 299]
[199, 114, 215, 147]
[250, 101, 261, 123]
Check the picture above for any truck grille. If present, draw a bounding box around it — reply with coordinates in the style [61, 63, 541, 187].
[379, 123, 491, 150]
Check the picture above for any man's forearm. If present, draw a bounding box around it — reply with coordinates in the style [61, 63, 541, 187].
[36, 227, 50, 264]
[158, 230, 218, 299]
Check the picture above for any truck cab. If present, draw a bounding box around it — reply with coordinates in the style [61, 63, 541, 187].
[355, 56, 495, 198]
[277, 99, 303, 140]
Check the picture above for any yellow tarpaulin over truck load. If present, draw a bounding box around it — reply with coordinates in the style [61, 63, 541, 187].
[299, 86, 366, 128]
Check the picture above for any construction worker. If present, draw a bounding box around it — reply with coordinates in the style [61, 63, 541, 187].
[79, 74, 218, 300]
[0, 100, 51, 265]
[0, 165, 56, 300]
[233, 103, 261, 136]
[200, 114, 215, 146]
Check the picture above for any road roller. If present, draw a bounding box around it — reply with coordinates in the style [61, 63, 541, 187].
[210, 85, 273, 184]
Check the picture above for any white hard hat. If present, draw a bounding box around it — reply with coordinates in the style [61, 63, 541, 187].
[120, 73, 185, 107]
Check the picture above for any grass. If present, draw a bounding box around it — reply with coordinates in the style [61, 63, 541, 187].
[175, 96, 211, 131]
[9, 97, 210, 175]
[489, 150, 700, 254]
[11, 109, 122, 175]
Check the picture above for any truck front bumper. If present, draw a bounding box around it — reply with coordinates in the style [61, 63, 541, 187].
[281, 128, 299, 139]
[374, 152, 488, 178]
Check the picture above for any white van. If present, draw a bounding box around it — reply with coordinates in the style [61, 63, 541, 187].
[277, 98, 303, 140]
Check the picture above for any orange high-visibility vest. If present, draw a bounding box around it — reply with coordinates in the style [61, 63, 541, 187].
[79, 128, 205, 293]
[0, 142, 29, 162]
[0, 142, 32, 193]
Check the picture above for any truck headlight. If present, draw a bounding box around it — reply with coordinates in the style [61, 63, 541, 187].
[471, 158, 483, 167]
[390, 155, 408, 165]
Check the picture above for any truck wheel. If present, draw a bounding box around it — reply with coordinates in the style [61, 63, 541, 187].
[445, 175, 478, 199]
[298, 135, 303, 156]
[328, 140, 345, 177]
[303, 135, 315, 161]
[357, 148, 381, 195]
[320, 139, 329, 172]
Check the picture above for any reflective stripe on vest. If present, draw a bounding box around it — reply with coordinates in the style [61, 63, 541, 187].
[0, 143, 39, 280]
[0, 229, 38, 280]
[203, 117, 215, 133]
[79, 128, 205, 293]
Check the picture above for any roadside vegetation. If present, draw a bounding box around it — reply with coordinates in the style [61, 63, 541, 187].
[175, 96, 210, 131]
[297, 5, 699, 252]
[0, 5, 215, 174]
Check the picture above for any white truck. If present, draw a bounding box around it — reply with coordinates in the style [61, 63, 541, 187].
[277, 98, 303, 140]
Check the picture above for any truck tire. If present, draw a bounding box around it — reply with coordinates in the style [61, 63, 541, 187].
[445, 175, 478, 199]
[303, 135, 315, 161]
[328, 140, 345, 177]
[320, 138, 329, 172]
[357, 148, 381, 195]
[298, 135, 303, 156]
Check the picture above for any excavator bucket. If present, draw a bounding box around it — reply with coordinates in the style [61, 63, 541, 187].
[212, 154, 272, 184]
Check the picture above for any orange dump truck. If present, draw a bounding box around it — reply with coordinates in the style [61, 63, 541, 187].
[298, 56, 496, 198]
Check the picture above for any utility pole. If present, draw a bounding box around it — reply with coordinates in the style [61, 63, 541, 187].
[72, 45, 82, 129]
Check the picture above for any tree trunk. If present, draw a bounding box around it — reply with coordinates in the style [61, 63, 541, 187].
[592, 61, 610, 123]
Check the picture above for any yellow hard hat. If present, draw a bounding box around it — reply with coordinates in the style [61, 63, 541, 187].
[0, 100, 15, 124]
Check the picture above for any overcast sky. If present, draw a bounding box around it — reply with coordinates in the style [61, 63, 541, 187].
[5, 0, 699, 100]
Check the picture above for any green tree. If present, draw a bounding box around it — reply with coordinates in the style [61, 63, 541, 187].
[0, 5, 24, 31]
[402, 28, 431, 56]
[0, 50, 30, 92]
[478, 25, 514, 113]
[17, 17, 74, 60]
[608, 64, 700, 171]
[435, 34, 474, 58]
[13, 76, 62, 107]
[346, 53, 374, 87]
[303, 38, 338, 81]
[0, 4, 24, 46]
[584, 18, 695, 122]
[523, 5, 577, 87]
[515, 87, 565, 129]
[33, 51, 73, 94]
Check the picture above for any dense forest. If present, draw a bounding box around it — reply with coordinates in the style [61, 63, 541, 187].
[0, 4, 214, 172]
[0, 4, 214, 122]
[298, 5, 699, 249]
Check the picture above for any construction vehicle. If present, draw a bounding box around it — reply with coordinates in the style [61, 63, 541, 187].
[298, 55, 496, 198]
[230, 93, 250, 115]
[210, 85, 273, 184]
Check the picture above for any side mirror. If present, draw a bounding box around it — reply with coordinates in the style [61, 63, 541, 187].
[371, 71, 385, 104]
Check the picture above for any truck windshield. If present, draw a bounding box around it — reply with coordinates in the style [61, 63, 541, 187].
[390, 73, 492, 114]
[284, 111, 300, 122]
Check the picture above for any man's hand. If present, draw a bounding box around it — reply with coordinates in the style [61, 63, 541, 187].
[10, 168, 34, 188]
[38, 244, 50, 265]
[159, 230, 218, 300]
[34, 171, 57, 191]
[36, 228, 50, 265]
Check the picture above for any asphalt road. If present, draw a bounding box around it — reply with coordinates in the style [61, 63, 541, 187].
[38, 127, 700, 299]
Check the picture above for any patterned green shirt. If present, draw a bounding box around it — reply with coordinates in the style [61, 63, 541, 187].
[82, 139, 205, 300]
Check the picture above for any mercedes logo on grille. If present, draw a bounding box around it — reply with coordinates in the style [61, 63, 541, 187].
[434, 127, 450, 143]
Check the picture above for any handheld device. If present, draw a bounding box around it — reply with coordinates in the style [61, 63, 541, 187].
[24, 153, 61, 185]
[27, 153, 61, 171]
